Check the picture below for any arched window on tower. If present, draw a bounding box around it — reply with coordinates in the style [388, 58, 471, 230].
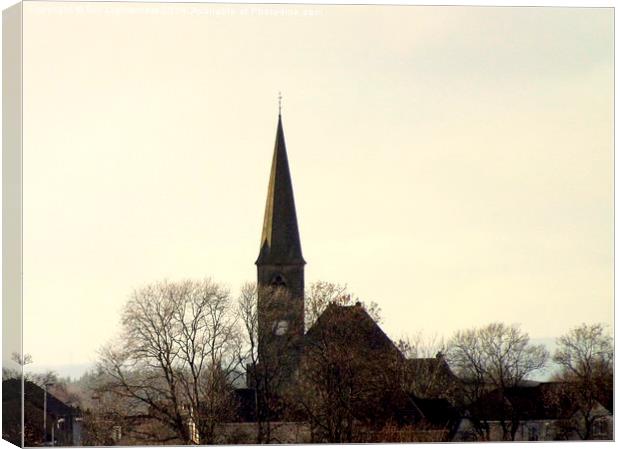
[270, 274, 287, 288]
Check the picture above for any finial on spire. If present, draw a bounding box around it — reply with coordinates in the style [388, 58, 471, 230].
[278, 91, 282, 116]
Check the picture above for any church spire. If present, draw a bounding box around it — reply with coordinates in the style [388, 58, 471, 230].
[256, 113, 305, 266]
[254, 108, 305, 375]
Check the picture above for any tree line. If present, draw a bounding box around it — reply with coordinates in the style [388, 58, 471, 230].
[14, 277, 611, 444]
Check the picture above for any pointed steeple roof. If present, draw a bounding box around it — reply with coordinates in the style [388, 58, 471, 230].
[256, 114, 305, 266]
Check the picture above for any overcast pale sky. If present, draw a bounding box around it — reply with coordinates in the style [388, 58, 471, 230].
[19, 2, 613, 374]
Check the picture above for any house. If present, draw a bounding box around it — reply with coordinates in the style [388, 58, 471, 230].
[2, 378, 83, 446]
[453, 382, 613, 441]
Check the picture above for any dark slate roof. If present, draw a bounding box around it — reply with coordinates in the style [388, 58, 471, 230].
[405, 356, 461, 383]
[3, 379, 76, 417]
[407, 358, 440, 370]
[304, 303, 403, 358]
[256, 114, 305, 266]
[468, 382, 595, 421]
[406, 357, 457, 377]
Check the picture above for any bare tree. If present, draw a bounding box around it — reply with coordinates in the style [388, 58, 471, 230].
[11, 352, 33, 367]
[3, 352, 56, 386]
[305, 281, 381, 329]
[446, 322, 548, 441]
[552, 323, 613, 440]
[97, 279, 242, 444]
[398, 332, 446, 359]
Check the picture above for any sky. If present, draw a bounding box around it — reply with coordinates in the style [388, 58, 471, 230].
[17, 2, 613, 376]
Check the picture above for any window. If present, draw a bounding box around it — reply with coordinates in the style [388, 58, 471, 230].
[111, 426, 122, 442]
[593, 419, 608, 437]
[273, 320, 288, 336]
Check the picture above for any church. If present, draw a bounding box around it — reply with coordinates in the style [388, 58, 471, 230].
[252, 109, 401, 380]
[232, 110, 461, 443]
[255, 110, 306, 371]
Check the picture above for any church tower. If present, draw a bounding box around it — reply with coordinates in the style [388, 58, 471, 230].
[256, 111, 305, 361]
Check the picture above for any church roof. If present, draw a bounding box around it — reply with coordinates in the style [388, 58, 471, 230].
[304, 303, 402, 358]
[256, 114, 305, 266]
[3, 379, 77, 417]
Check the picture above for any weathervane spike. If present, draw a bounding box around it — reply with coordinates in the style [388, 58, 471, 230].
[278, 92, 282, 115]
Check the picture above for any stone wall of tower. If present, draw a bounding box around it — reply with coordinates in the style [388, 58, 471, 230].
[257, 263, 305, 345]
